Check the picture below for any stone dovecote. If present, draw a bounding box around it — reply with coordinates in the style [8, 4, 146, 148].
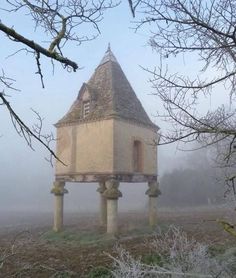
[52, 46, 160, 234]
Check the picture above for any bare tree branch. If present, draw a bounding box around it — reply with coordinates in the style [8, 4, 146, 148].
[0, 0, 119, 163]
[131, 0, 236, 171]
[0, 92, 66, 166]
[0, 21, 78, 71]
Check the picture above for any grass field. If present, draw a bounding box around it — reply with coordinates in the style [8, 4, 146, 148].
[0, 207, 235, 277]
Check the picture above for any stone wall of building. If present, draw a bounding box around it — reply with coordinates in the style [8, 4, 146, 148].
[55, 119, 114, 175]
[55, 118, 157, 176]
[55, 125, 73, 175]
[113, 119, 158, 175]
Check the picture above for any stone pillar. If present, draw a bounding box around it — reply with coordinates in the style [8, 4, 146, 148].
[103, 179, 122, 235]
[96, 182, 107, 227]
[145, 181, 161, 228]
[51, 181, 68, 232]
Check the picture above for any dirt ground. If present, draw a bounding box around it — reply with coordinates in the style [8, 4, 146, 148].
[0, 207, 235, 277]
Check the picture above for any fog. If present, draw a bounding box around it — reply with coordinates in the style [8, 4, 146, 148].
[0, 136, 224, 217]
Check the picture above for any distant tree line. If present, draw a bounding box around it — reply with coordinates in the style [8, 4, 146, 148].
[159, 168, 224, 207]
[159, 148, 225, 207]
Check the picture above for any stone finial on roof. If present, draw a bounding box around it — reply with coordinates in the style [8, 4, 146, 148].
[99, 43, 118, 66]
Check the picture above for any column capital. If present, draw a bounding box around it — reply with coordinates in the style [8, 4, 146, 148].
[51, 181, 68, 196]
[146, 181, 161, 197]
[103, 179, 122, 200]
[96, 181, 106, 194]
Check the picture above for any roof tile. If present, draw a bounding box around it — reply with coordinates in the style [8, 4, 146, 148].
[56, 47, 158, 129]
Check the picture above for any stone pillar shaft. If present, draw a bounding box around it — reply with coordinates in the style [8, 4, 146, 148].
[104, 179, 122, 235]
[54, 194, 64, 232]
[146, 181, 161, 228]
[97, 182, 107, 227]
[100, 194, 107, 226]
[107, 199, 118, 234]
[51, 181, 68, 232]
[149, 196, 158, 227]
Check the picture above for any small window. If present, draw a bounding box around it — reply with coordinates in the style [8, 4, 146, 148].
[133, 140, 142, 173]
[83, 101, 90, 117]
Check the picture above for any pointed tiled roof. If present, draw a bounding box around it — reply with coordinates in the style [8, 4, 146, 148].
[56, 46, 158, 130]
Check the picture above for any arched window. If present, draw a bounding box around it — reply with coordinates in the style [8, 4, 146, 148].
[133, 140, 142, 173]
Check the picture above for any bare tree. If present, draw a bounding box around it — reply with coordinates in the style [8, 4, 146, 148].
[0, 0, 117, 162]
[125, 0, 236, 202]
[128, 0, 236, 157]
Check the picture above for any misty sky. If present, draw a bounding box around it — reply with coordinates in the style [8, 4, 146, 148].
[0, 1, 228, 214]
